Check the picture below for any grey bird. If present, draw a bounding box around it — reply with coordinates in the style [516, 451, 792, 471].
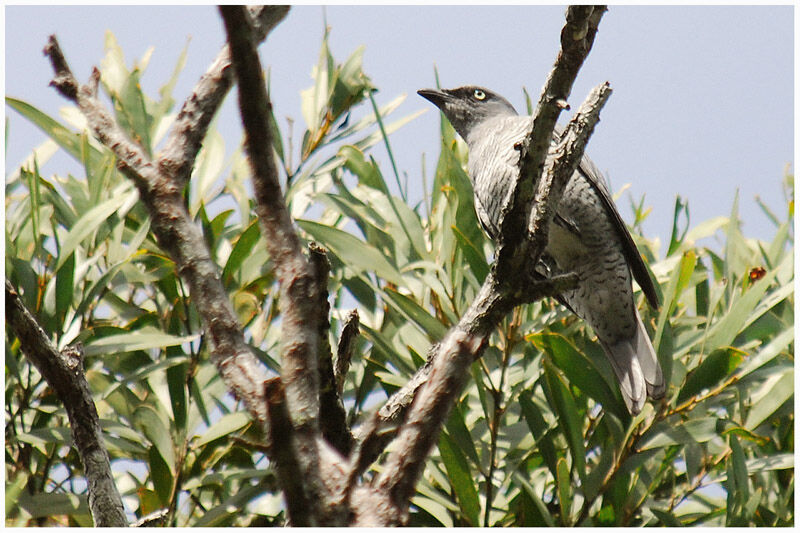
[418, 86, 665, 415]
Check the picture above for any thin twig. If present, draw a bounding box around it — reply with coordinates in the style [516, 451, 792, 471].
[310, 243, 353, 455]
[335, 309, 360, 397]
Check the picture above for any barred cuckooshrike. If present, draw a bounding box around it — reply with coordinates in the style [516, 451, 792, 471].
[418, 85, 664, 415]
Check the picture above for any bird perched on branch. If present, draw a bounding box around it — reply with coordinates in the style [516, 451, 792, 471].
[418, 85, 664, 415]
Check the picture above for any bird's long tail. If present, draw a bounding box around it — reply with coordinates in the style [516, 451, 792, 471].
[599, 307, 665, 415]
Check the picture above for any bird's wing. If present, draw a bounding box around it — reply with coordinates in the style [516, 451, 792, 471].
[575, 155, 660, 309]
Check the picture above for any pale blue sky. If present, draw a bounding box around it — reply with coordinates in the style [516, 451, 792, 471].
[5, 5, 795, 246]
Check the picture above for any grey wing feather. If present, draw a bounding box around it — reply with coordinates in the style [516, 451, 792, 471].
[575, 156, 660, 309]
[550, 124, 659, 309]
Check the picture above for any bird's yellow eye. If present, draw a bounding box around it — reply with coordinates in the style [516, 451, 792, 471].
[473, 89, 486, 100]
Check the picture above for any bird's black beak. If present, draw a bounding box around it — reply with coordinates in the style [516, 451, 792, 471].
[417, 88, 452, 109]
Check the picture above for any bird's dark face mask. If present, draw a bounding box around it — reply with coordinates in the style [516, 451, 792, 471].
[417, 86, 517, 141]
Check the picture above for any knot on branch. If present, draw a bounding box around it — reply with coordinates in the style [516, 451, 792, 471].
[61, 344, 84, 372]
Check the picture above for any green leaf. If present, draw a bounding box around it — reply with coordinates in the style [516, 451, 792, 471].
[513, 473, 555, 527]
[100, 30, 130, 92]
[737, 327, 793, 378]
[154, 37, 189, 122]
[6, 97, 100, 163]
[114, 67, 153, 155]
[190, 128, 225, 215]
[5, 471, 28, 518]
[55, 251, 75, 328]
[148, 444, 174, 506]
[744, 367, 793, 430]
[653, 249, 696, 353]
[85, 329, 199, 356]
[703, 254, 787, 351]
[676, 347, 745, 404]
[222, 219, 262, 284]
[192, 473, 271, 526]
[707, 453, 794, 484]
[297, 219, 403, 285]
[519, 390, 559, 480]
[638, 417, 720, 450]
[530, 332, 627, 420]
[726, 433, 751, 525]
[26, 163, 42, 251]
[72, 257, 136, 320]
[444, 401, 481, 467]
[137, 487, 163, 518]
[542, 358, 586, 482]
[556, 456, 572, 525]
[165, 354, 187, 431]
[339, 144, 386, 190]
[196, 411, 251, 447]
[16, 427, 72, 447]
[134, 405, 175, 473]
[651, 507, 683, 526]
[438, 432, 481, 525]
[582, 433, 616, 500]
[410, 495, 455, 527]
[730, 434, 750, 499]
[55, 183, 137, 271]
[329, 93, 408, 144]
[17, 491, 89, 519]
[381, 287, 447, 340]
[667, 196, 690, 256]
[451, 224, 489, 282]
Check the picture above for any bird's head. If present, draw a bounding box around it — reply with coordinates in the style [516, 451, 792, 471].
[417, 86, 518, 142]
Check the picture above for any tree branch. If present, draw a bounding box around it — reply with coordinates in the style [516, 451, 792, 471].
[5, 280, 127, 527]
[354, 331, 486, 526]
[310, 243, 353, 456]
[157, 6, 290, 187]
[44, 34, 271, 426]
[495, 5, 607, 280]
[220, 4, 334, 523]
[263, 378, 312, 526]
[527, 80, 612, 262]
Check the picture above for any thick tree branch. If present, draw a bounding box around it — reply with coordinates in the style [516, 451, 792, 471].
[157, 6, 290, 187]
[220, 4, 335, 524]
[220, 4, 321, 425]
[5, 280, 127, 527]
[44, 35, 271, 426]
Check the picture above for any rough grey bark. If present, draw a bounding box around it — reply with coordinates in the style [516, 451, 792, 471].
[5, 281, 127, 527]
[219, 6, 346, 525]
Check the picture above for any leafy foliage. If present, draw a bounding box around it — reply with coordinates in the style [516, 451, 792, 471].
[5, 28, 793, 527]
